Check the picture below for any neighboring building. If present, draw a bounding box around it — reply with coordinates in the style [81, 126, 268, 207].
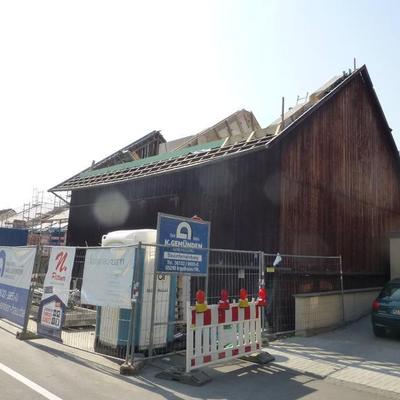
[0, 209, 17, 225]
[50, 66, 400, 330]
[0, 198, 69, 246]
[27, 207, 69, 246]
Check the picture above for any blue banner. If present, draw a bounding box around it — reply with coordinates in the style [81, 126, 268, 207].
[0, 247, 36, 326]
[0, 282, 30, 326]
[157, 213, 210, 275]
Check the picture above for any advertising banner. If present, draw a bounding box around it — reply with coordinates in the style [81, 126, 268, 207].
[37, 295, 66, 341]
[156, 213, 210, 275]
[81, 246, 135, 309]
[38, 247, 75, 340]
[0, 246, 37, 326]
[42, 247, 75, 305]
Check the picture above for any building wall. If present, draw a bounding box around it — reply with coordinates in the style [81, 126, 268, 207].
[390, 236, 400, 279]
[278, 73, 400, 283]
[68, 72, 400, 287]
[67, 146, 282, 251]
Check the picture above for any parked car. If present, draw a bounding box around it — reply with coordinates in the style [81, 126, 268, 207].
[371, 278, 400, 337]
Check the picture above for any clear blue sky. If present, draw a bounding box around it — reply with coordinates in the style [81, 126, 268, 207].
[219, 0, 400, 140]
[0, 0, 399, 209]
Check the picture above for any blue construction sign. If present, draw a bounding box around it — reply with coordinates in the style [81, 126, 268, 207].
[156, 213, 210, 275]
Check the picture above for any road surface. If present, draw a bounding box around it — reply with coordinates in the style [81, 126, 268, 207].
[0, 319, 399, 400]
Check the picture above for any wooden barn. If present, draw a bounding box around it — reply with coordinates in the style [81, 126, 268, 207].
[51, 65, 400, 331]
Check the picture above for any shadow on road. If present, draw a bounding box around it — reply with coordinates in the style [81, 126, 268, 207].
[26, 340, 320, 400]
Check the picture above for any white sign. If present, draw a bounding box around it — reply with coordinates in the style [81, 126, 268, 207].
[0, 246, 37, 326]
[42, 247, 75, 306]
[163, 252, 202, 262]
[81, 247, 135, 309]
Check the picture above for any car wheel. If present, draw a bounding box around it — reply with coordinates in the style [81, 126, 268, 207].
[373, 325, 386, 337]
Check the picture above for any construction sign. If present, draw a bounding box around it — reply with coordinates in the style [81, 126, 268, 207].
[156, 213, 210, 275]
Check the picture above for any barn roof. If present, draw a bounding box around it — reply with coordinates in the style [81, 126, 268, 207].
[90, 130, 166, 170]
[50, 135, 275, 191]
[50, 65, 396, 193]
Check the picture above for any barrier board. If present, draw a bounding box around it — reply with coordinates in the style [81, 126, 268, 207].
[186, 301, 262, 372]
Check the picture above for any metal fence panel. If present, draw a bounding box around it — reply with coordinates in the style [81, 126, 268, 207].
[17, 244, 343, 365]
[138, 244, 263, 360]
[26, 246, 132, 360]
[263, 254, 342, 335]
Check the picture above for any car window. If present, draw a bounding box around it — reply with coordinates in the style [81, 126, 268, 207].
[379, 284, 400, 300]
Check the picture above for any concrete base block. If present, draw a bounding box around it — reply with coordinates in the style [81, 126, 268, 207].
[16, 331, 41, 341]
[241, 351, 275, 365]
[119, 360, 144, 376]
[156, 367, 212, 386]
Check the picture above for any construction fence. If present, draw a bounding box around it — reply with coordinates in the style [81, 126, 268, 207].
[0, 244, 342, 366]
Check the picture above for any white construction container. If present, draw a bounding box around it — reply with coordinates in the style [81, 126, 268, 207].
[95, 229, 176, 353]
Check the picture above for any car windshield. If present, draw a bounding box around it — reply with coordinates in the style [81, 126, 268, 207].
[379, 284, 400, 300]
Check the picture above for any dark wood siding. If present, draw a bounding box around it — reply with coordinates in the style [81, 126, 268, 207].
[65, 69, 400, 333]
[67, 70, 400, 288]
[278, 73, 400, 281]
[67, 145, 282, 252]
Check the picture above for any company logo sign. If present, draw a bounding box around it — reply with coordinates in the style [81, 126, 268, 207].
[0, 250, 5, 278]
[176, 222, 192, 240]
[52, 251, 68, 282]
[55, 251, 68, 272]
[39, 247, 75, 339]
[157, 213, 210, 275]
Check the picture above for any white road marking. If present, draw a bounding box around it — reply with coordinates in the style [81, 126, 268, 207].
[0, 361, 63, 400]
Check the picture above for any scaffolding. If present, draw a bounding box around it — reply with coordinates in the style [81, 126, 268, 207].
[0, 189, 70, 245]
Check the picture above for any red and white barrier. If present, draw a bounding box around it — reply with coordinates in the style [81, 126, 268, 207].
[186, 301, 262, 372]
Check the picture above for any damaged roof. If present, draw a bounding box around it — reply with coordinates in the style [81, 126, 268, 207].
[51, 134, 276, 191]
[50, 66, 388, 193]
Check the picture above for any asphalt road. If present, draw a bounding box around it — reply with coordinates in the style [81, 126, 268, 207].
[0, 321, 399, 400]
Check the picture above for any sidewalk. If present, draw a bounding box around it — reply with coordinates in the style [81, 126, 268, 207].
[268, 315, 400, 395]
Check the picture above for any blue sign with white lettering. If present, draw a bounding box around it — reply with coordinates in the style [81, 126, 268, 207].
[0, 282, 30, 326]
[0, 247, 37, 327]
[156, 213, 210, 275]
